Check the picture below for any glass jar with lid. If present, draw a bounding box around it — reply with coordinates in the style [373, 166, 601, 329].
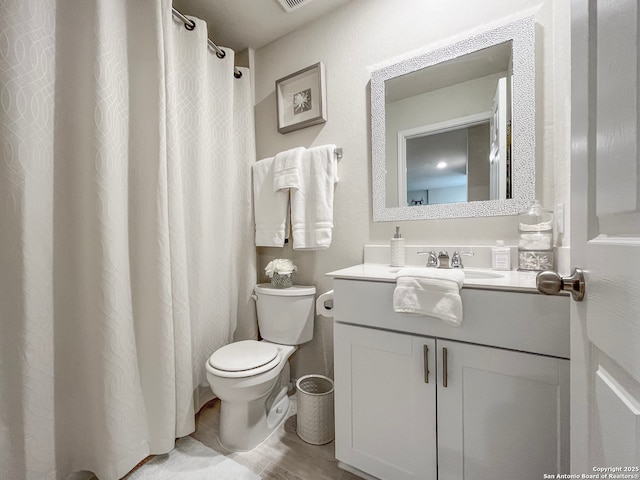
[518, 199, 554, 271]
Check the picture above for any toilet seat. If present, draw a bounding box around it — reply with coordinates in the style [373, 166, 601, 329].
[208, 340, 281, 378]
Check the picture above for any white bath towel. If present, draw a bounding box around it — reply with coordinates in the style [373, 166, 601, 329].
[291, 144, 339, 250]
[393, 268, 465, 326]
[273, 147, 304, 192]
[252, 157, 289, 247]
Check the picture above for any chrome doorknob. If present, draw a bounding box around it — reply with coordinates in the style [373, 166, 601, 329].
[536, 268, 585, 301]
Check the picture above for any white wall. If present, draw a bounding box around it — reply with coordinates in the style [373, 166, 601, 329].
[385, 73, 500, 206]
[429, 185, 468, 205]
[253, 0, 571, 379]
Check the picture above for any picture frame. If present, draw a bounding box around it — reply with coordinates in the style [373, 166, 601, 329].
[276, 62, 327, 134]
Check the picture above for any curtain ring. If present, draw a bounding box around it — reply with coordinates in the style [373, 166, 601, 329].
[216, 50, 226, 59]
[234, 70, 243, 79]
[184, 19, 196, 31]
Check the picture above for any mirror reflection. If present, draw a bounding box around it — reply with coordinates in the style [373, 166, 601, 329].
[385, 42, 512, 208]
[371, 16, 535, 221]
[406, 122, 489, 205]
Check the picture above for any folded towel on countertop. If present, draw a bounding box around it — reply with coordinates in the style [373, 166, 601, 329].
[393, 268, 465, 326]
[291, 144, 338, 250]
[252, 157, 289, 247]
[273, 147, 304, 192]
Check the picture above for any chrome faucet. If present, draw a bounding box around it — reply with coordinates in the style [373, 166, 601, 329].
[451, 250, 475, 269]
[418, 249, 475, 268]
[437, 251, 450, 269]
[417, 250, 439, 268]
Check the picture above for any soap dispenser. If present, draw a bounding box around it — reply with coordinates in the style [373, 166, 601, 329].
[390, 226, 405, 267]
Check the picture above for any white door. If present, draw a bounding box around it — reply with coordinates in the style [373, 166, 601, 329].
[489, 77, 507, 201]
[571, 0, 640, 474]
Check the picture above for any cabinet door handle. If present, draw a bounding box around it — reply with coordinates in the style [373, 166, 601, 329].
[442, 347, 448, 388]
[423, 345, 430, 383]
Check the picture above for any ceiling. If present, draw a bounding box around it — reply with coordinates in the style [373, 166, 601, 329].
[171, 0, 352, 52]
[406, 128, 470, 191]
[385, 41, 512, 103]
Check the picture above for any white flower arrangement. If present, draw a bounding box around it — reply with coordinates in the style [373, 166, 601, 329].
[265, 258, 297, 279]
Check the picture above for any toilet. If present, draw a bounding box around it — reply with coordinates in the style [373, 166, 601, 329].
[205, 283, 316, 452]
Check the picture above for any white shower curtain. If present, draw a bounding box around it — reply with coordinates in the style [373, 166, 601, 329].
[0, 0, 257, 479]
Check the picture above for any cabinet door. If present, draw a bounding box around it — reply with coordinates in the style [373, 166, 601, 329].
[334, 323, 437, 480]
[437, 340, 569, 480]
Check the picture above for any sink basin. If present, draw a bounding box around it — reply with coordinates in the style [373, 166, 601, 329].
[388, 267, 504, 280]
[463, 269, 504, 279]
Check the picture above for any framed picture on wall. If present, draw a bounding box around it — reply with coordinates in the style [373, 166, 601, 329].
[276, 62, 327, 134]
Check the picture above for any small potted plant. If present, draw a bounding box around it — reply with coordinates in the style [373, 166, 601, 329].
[265, 258, 297, 288]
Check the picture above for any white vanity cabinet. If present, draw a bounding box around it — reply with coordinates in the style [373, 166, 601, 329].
[334, 324, 438, 479]
[436, 339, 568, 480]
[331, 276, 570, 480]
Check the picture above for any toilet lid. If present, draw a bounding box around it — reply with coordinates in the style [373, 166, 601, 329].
[208, 340, 279, 372]
[255, 283, 316, 297]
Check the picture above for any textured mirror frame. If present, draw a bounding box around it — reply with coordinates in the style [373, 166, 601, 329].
[371, 16, 535, 221]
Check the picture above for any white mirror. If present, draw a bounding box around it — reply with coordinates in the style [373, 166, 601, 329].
[372, 17, 535, 221]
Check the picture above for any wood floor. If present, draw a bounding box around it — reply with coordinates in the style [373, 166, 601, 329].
[191, 394, 362, 480]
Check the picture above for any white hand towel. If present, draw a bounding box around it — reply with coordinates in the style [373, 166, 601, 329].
[252, 157, 289, 247]
[273, 147, 304, 192]
[291, 144, 339, 250]
[393, 268, 465, 326]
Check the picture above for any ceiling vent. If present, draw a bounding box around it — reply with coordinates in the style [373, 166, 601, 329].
[276, 0, 316, 13]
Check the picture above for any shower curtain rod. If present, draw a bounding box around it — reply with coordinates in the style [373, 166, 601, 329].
[171, 7, 243, 79]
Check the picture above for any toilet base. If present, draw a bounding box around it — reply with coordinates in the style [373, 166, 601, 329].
[218, 389, 290, 452]
[206, 343, 297, 452]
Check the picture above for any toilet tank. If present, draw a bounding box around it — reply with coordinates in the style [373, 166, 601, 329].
[254, 284, 316, 345]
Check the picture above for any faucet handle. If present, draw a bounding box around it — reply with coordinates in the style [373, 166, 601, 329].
[417, 250, 439, 268]
[451, 250, 475, 269]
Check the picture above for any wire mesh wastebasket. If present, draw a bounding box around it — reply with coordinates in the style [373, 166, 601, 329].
[295, 374, 335, 445]
[271, 272, 293, 288]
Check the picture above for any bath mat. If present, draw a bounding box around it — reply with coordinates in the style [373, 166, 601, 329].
[127, 437, 260, 480]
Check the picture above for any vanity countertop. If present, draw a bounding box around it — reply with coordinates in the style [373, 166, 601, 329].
[327, 263, 549, 294]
